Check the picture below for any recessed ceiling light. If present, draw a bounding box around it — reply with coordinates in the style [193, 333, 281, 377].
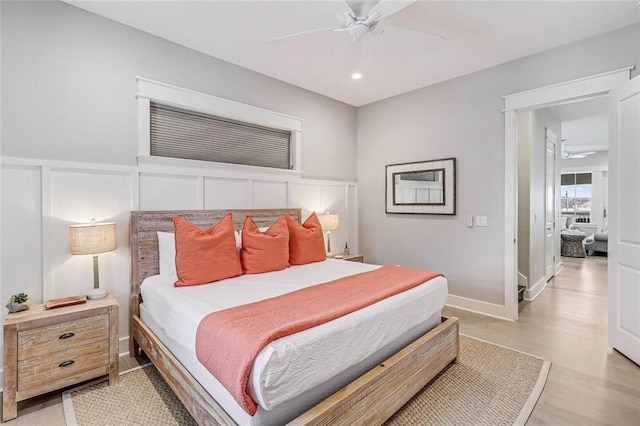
[351, 72, 363, 80]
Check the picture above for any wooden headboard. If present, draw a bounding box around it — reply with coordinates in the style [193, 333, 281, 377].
[129, 208, 302, 296]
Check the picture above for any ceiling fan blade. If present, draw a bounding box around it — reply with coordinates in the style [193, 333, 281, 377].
[336, 11, 355, 28]
[563, 150, 597, 159]
[377, 25, 446, 50]
[370, 0, 416, 20]
[363, 10, 382, 26]
[345, 0, 381, 19]
[266, 26, 341, 43]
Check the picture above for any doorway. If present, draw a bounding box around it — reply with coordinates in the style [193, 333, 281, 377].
[516, 99, 609, 304]
[502, 67, 633, 321]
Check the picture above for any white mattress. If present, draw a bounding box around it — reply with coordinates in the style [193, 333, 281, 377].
[140, 259, 448, 422]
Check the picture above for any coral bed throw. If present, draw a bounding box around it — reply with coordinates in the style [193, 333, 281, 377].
[195, 264, 442, 415]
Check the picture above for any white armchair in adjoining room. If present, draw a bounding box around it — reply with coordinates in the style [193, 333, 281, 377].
[584, 231, 608, 255]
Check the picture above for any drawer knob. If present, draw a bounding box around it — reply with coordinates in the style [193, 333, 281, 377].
[58, 332, 75, 340]
[58, 360, 75, 368]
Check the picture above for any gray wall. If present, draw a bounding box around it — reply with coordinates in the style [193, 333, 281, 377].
[357, 23, 640, 305]
[1, 1, 357, 181]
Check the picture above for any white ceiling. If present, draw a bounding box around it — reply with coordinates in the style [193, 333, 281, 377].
[550, 96, 609, 153]
[65, 1, 640, 106]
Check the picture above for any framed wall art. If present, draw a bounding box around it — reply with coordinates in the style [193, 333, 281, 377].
[385, 157, 456, 215]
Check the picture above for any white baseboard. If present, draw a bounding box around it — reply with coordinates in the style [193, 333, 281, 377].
[518, 272, 528, 287]
[524, 277, 548, 301]
[555, 262, 563, 275]
[446, 294, 514, 321]
[119, 336, 131, 358]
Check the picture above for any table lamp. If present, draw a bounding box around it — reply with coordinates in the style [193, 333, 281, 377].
[69, 220, 117, 299]
[317, 213, 339, 254]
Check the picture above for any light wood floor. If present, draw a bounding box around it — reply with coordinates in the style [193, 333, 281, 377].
[443, 255, 640, 425]
[2, 255, 639, 424]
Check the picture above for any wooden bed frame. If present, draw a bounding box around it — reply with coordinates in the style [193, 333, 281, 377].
[129, 208, 459, 425]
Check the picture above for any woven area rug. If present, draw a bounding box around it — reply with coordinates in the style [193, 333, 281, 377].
[63, 335, 550, 426]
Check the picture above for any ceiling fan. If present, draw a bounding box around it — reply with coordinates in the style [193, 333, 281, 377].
[561, 150, 597, 159]
[268, 0, 445, 50]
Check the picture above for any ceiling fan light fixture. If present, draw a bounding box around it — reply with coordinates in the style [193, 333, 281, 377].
[349, 23, 370, 40]
[351, 72, 363, 80]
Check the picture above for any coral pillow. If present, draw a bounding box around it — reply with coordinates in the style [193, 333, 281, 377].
[241, 216, 289, 274]
[286, 213, 327, 265]
[174, 214, 243, 286]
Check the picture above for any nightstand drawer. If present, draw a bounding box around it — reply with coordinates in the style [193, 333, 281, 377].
[4, 295, 119, 421]
[17, 314, 109, 360]
[17, 340, 109, 392]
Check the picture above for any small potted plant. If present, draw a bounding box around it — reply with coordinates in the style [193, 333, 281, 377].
[6, 293, 31, 313]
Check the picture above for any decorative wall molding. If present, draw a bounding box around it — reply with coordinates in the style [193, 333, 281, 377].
[503, 67, 633, 111]
[0, 156, 358, 374]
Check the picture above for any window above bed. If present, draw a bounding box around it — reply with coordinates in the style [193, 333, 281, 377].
[136, 77, 303, 175]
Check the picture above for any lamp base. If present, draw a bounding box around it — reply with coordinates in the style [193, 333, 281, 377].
[87, 288, 107, 300]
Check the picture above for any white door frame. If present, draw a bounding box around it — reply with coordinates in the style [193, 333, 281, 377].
[544, 129, 557, 283]
[502, 66, 633, 321]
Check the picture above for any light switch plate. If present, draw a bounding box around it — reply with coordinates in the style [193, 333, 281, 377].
[466, 215, 473, 227]
[476, 216, 488, 227]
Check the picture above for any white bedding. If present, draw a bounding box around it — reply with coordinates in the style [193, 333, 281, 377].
[140, 259, 448, 420]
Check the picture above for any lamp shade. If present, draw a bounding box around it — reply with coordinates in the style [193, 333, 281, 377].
[69, 222, 117, 255]
[317, 213, 339, 231]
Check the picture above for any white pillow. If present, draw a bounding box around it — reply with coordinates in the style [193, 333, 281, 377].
[157, 231, 177, 277]
[157, 230, 242, 277]
[560, 216, 568, 230]
[235, 230, 242, 250]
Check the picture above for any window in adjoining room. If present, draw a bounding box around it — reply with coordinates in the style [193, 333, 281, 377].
[150, 102, 292, 170]
[561, 172, 592, 223]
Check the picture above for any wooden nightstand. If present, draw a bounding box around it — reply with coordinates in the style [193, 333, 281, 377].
[334, 254, 364, 263]
[3, 295, 119, 421]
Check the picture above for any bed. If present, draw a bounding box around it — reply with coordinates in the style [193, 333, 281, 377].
[129, 208, 459, 425]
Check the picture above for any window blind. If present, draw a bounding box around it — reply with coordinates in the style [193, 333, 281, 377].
[150, 103, 292, 169]
[576, 172, 592, 185]
[561, 173, 592, 185]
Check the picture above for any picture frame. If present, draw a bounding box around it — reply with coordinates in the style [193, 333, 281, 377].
[385, 157, 456, 215]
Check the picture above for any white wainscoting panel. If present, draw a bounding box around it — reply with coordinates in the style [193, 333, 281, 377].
[320, 184, 349, 254]
[347, 185, 359, 254]
[1, 165, 43, 314]
[204, 177, 249, 209]
[139, 173, 201, 210]
[0, 156, 358, 377]
[50, 168, 134, 345]
[253, 180, 288, 209]
[288, 182, 321, 219]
